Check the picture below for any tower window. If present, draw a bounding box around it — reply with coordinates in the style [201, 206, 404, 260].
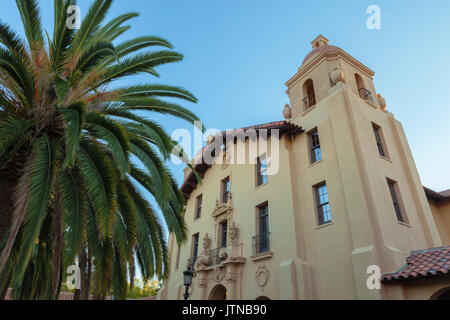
[256, 155, 268, 186]
[303, 79, 316, 110]
[221, 177, 230, 203]
[314, 183, 331, 225]
[195, 194, 202, 219]
[308, 128, 322, 164]
[387, 179, 407, 223]
[372, 123, 389, 158]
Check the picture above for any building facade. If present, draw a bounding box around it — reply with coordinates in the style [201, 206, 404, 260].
[158, 36, 450, 300]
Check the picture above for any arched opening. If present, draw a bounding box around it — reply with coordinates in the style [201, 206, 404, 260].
[302, 79, 316, 110]
[355, 73, 373, 103]
[208, 284, 227, 300]
[255, 296, 270, 300]
[430, 286, 450, 300]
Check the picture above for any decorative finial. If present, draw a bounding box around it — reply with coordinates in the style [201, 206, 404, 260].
[311, 35, 329, 49]
[377, 94, 387, 110]
[330, 68, 345, 86]
[283, 103, 292, 121]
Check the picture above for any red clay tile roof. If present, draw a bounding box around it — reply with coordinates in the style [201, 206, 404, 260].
[180, 120, 303, 199]
[381, 246, 450, 282]
[302, 45, 340, 65]
[424, 187, 450, 203]
[440, 189, 450, 197]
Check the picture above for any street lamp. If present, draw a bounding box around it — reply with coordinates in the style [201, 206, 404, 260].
[183, 267, 194, 300]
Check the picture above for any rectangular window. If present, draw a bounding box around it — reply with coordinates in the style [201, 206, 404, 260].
[314, 183, 331, 225]
[373, 123, 388, 158]
[257, 204, 269, 253]
[308, 129, 322, 164]
[220, 220, 228, 248]
[256, 156, 268, 186]
[191, 233, 199, 263]
[221, 177, 230, 203]
[175, 245, 181, 270]
[387, 180, 406, 223]
[195, 194, 202, 219]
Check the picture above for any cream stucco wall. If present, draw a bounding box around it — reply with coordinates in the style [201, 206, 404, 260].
[158, 37, 449, 300]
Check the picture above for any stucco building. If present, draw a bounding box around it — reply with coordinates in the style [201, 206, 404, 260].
[158, 36, 450, 300]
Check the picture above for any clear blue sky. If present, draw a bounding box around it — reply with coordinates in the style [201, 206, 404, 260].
[2, 0, 449, 194]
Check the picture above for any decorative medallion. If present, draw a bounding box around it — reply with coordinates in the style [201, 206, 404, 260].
[212, 267, 226, 283]
[255, 265, 270, 287]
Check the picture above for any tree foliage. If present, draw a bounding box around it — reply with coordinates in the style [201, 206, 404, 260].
[0, 0, 198, 300]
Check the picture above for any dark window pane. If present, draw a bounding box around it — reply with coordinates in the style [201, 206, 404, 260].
[195, 195, 202, 219]
[388, 181, 404, 222]
[192, 234, 199, 263]
[309, 129, 322, 163]
[222, 178, 230, 203]
[373, 125, 386, 157]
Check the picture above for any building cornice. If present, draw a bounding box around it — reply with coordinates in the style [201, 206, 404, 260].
[285, 48, 375, 89]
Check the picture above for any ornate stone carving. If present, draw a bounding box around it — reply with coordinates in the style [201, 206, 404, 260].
[330, 68, 345, 86]
[255, 265, 270, 287]
[377, 94, 387, 110]
[283, 104, 292, 121]
[211, 194, 233, 219]
[229, 221, 239, 242]
[219, 247, 229, 260]
[213, 267, 226, 283]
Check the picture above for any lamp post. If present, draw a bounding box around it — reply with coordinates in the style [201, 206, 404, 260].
[183, 266, 194, 300]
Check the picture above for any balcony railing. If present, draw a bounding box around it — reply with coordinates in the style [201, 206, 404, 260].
[358, 88, 374, 104]
[303, 94, 316, 110]
[252, 232, 270, 256]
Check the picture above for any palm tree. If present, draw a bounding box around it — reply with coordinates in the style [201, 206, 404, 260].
[0, 0, 200, 300]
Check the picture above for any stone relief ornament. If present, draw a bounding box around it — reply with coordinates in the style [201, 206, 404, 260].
[283, 103, 292, 121]
[330, 68, 345, 86]
[255, 265, 270, 287]
[213, 267, 226, 283]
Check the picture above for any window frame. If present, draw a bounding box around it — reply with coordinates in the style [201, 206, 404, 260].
[191, 233, 199, 262]
[308, 128, 322, 164]
[195, 194, 202, 219]
[255, 202, 270, 254]
[221, 177, 230, 203]
[372, 123, 389, 158]
[219, 220, 228, 248]
[314, 182, 332, 226]
[387, 179, 407, 223]
[175, 245, 181, 270]
[256, 155, 268, 187]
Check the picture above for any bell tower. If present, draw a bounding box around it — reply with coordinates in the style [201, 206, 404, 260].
[285, 35, 381, 119]
[283, 36, 442, 299]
